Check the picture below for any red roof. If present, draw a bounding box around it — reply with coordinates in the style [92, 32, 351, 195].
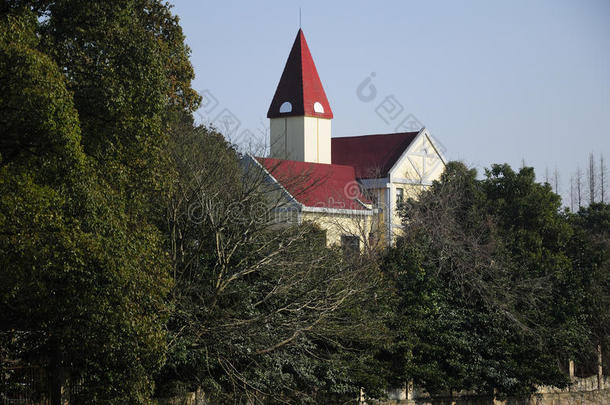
[331, 132, 420, 179]
[256, 157, 369, 210]
[267, 29, 333, 119]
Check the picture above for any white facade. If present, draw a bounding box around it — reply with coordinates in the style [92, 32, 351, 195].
[269, 116, 332, 164]
[359, 128, 446, 246]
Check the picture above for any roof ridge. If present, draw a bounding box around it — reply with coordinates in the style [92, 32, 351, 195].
[332, 131, 420, 140]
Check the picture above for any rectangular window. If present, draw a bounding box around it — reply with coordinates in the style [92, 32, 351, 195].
[341, 235, 360, 256]
[396, 188, 404, 207]
[315, 229, 327, 247]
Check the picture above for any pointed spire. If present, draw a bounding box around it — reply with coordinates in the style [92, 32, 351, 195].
[267, 29, 333, 119]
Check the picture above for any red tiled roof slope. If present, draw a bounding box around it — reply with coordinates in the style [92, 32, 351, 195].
[267, 29, 333, 119]
[331, 131, 420, 179]
[256, 157, 369, 210]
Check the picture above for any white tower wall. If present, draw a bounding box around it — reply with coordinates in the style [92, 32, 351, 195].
[270, 116, 331, 164]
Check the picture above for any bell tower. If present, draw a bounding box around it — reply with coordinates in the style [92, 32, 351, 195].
[267, 29, 333, 164]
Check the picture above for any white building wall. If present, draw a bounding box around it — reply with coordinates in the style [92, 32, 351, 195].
[269, 116, 331, 164]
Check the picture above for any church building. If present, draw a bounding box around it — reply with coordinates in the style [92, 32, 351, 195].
[246, 29, 446, 248]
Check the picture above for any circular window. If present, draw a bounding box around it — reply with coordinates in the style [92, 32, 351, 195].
[313, 102, 324, 113]
[279, 101, 292, 113]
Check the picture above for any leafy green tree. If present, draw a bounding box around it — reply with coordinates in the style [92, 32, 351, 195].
[17, 0, 202, 218]
[384, 162, 574, 398]
[568, 203, 610, 376]
[481, 165, 584, 364]
[1, 8, 173, 403]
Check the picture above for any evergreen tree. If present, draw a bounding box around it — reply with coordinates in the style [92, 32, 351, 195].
[383, 163, 576, 397]
[0, 2, 197, 401]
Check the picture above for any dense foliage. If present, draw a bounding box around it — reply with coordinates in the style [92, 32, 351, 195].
[0, 1, 608, 404]
[0, 1, 187, 402]
[154, 114, 391, 403]
[382, 162, 609, 398]
[568, 203, 610, 373]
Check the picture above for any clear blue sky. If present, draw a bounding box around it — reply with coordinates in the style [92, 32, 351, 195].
[171, 0, 609, 203]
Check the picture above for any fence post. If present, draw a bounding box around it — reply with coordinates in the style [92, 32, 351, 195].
[49, 367, 69, 405]
[407, 380, 414, 400]
[598, 344, 604, 390]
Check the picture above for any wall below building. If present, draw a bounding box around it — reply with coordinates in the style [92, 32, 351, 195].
[369, 389, 610, 405]
[371, 375, 609, 405]
[152, 384, 610, 405]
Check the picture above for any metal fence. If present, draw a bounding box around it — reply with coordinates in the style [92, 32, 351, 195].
[1, 366, 50, 405]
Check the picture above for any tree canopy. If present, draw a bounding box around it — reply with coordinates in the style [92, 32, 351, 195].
[0, 3, 183, 402]
[382, 162, 607, 398]
[1, 1, 608, 404]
